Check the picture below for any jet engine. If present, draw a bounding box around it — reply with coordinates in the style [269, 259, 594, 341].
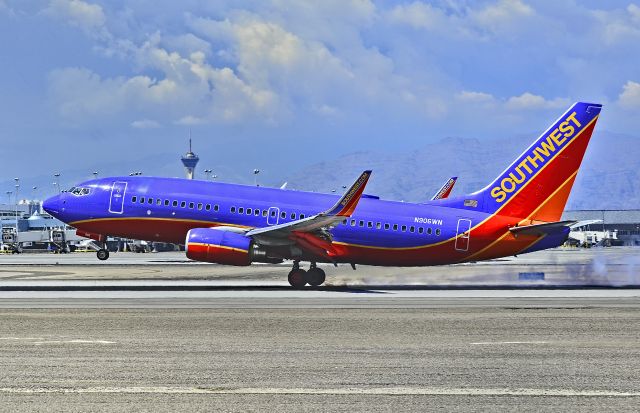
[185, 228, 282, 265]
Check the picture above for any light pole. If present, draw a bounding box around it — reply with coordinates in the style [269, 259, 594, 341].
[0, 191, 8, 244]
[253, 169, 260, 186]
[92, 171, 99, 179]
[14, 178, 19, 236]
[212, 174, 217, 181]
[53, 173, 61, 194]
[204, 169, 212, 180]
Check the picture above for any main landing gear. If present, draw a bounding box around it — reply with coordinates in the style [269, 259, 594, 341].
[96, 242, 109, 261]
[287, 261, 326, 288]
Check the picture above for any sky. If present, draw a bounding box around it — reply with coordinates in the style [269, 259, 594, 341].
[1, 0, 639, 194]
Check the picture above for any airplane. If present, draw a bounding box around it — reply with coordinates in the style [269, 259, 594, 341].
[431, 177, 458, 200]
[43, 102, 602, 288]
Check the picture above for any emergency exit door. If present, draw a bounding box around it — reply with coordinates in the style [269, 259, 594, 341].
[455, 218, 472, 251]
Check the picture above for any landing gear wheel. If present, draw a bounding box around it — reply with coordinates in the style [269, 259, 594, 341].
[306, 267, 326, 287]
[288, 269, 307, 288]
[97, 249, 110, 261]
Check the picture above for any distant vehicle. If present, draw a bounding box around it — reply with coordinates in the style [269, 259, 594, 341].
[43, 102, 602, 287]
[431, 177, 458, 200]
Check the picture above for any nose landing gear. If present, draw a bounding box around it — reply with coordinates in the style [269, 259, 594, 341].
[287, 261, 326, 288]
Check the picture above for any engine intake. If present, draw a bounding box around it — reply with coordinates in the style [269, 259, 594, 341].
[186, 228, 282, 266]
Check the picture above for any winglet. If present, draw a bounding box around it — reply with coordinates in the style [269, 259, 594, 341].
[431, 176, 458, 200]
[325, 170, 372, 217]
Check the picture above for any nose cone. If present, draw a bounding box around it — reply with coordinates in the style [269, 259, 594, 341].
[42, 195, 61, 217]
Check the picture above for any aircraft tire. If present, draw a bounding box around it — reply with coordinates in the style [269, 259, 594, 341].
[97, 249, 110, 261]
[306, 268, 326, 286]
[288, 269, 307, 288]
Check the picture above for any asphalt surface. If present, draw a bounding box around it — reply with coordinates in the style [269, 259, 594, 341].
[1, 304, 639, 412]
[0, 249, 639, 411]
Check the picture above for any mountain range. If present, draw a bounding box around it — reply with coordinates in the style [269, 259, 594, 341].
[285, 131, 640, 210]
[3, 131, 638, 211]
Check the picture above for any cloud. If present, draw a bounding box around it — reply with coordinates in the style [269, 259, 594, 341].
[175, 115, 207, 125]
[472, 0, 534, 32]
[0, 0, 15, 16]
[456, 91, 496, 103]
[618, 81, 640, 109]
[44, 0, 108, 37]
[388, 2, 446, 30]
[505, 92, 569, 110]
[131, 119, 161, 129]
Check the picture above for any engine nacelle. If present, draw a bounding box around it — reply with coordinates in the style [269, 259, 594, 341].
[185, 228, 282, 266]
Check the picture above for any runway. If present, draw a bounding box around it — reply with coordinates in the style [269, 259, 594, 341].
[1, 302, 639, 411]
[1, 249, 639, 411]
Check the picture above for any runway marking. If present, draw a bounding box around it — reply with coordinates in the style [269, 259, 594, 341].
[470, 341, 549, 345]
[33, 340, 116, 345]
[0, 387, 638, 397]
[0, 337, 115, 345]
[0, 337, 45, 341]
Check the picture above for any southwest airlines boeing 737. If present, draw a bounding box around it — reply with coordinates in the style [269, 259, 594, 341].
[43, 102, 601, 287]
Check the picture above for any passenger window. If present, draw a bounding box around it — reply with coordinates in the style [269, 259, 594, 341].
[367, 222, 373, 228]
[271, 210, 276, 217]
[384, 223, 390, 230]
[214, 205, 220, 212]
[418, 227, 424, 234]
[148, 198, 153, 205]
[342, 219, 347, 225]
[376, 222, 381, 229]
[254, 209, 259, 216]
[231, 206, 236, 213]
[350, 219, 356, 226]
[359, 220, 364, 227]
[172, 200, 178, 207]
[239, 207, 244, 214]
[410, 226, 415, 233]
[180, 201, 186, 208]
[281, 211, 286, 219]
[401, 225, 407, 232]
[164, 200, 170, 206]
[247, 208, 252, 215]
[156, 199, 162, 205]
[436, 229, 441, 236]
[189, 202, 194, 209]
[205, 204, 211, 211]
[262, 210, 267, 217]
[131, 196, 137, 203]
[197, 203, 203, 210]
[140, 197, 145, 203]
[291, 212, 296, 219]
[300, 214, 305, 219]
[393, 224, 398, 231]
[427, 228, 432, 235]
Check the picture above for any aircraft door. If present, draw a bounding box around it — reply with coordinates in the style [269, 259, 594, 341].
[455, 218, 472, 252]
[267, 207, 279, 226]
[108, 181, 127, 214]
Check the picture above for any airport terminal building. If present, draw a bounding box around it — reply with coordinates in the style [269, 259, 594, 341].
[562, 209, 640, 246]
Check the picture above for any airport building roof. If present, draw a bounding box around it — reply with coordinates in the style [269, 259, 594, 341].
[562, 210, 640, 225]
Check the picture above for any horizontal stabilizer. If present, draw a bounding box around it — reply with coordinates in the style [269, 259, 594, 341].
[509, 220, 576, 237]
[569, 219, 602, 229]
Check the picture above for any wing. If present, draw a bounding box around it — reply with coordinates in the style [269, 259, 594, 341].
[245, 171, 371, 243]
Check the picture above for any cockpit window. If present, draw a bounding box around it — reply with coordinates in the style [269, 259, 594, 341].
[69, 187, 91, 196]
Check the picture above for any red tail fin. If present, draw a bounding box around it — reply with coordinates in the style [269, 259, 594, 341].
[480, 102, 602, 221]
